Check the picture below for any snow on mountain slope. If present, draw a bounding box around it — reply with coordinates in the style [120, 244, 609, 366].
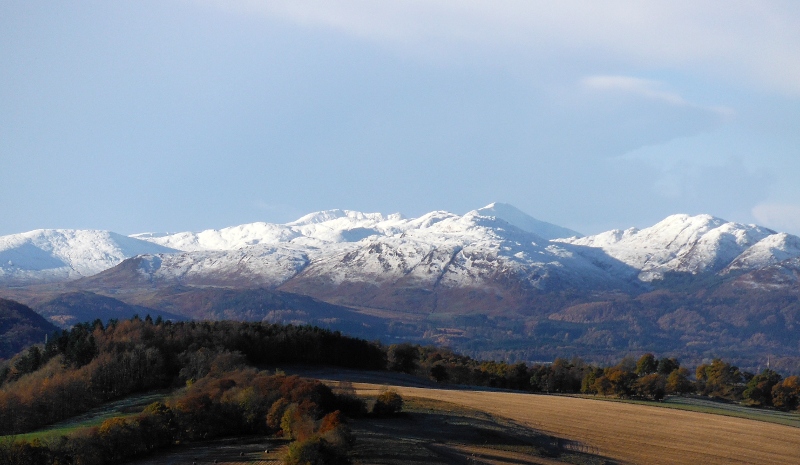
[130, 209, 629, 294]
[132, 244, 312, 287]
[558, 214, 777, 281]
[731, 256, 800, 290]
[725, 233, 800, 272]
[133, 210, 408, 252]
[0, 229, 176, 285]
[133, 204, 578, 254]
[474, 202, 583, 239]
[131, 223, 302, 252]
[5, 205, 798, 291]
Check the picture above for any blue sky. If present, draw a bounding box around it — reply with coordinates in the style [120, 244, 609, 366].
[2, 1, 800, 236]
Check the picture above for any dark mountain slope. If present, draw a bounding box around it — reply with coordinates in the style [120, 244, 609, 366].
[0, 298, 58, 359]
[128, 286, 390, 340]
[35, 291, 187, 328]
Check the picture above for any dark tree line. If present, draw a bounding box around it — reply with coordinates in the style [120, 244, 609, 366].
[386, 343, 800, 409]
[695, 358, 800, 410]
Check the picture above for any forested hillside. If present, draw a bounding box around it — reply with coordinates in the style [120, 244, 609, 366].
[34, 291, 186, 328]
[0, 317, 384, 435]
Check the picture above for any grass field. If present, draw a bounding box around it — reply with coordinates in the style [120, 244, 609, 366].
[351, 382, 800, 465]
[586, 394, 800, 428]
[3, 390, 169, 442]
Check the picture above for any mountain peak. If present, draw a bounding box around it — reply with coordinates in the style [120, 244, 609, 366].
[562, 212, 788, 281]
[287, 209, 388, 226]
[655, 213, 725, 229]
[472, 202, 582, 240]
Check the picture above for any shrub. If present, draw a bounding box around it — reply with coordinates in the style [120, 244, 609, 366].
[331, 392, 367, 417]
[283, 437, 349, 465]
[372, 389, 403, 415]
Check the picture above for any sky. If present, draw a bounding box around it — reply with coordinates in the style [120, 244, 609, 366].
[2, 1, 800, 237]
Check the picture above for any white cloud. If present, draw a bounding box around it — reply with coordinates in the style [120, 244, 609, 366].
[580, 75, 736, 126]
[201, 0, 800, 96]
[581, 76, 689, 106]
[752, 203, 800, 234]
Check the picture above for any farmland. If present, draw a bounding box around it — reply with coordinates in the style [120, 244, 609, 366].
[6, 368, 799, 465]
[125, 394, 606, 465]
[351, 382, 800, 465]
[3, 317, 799, 465]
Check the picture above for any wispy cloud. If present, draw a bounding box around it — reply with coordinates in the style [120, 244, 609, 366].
[580, 75, 735, 121]
[201, 0, 800, 96]
[581, 76, 689, 106]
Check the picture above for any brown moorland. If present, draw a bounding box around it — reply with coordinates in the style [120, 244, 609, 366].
[353, 383, 800, 465]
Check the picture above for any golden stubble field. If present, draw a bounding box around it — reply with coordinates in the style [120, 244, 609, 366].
[354, 383, 800, 465]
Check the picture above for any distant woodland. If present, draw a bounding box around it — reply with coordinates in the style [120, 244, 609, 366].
[5, 279, 800, 376]
[384, 343, 800, 410]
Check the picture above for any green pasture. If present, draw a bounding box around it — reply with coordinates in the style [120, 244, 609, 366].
[2, 390, 171, 442]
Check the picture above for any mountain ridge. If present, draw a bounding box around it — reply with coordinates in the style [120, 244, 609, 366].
[2, 204, 800, 372]
[2, 204, 800, 293]
[0, 229, 176, 285]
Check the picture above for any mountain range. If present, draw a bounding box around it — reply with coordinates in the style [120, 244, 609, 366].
[2, 203, 799, 372]
[4, 203, 798, 291]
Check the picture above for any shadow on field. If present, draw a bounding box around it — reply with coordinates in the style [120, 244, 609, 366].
[350, 397, 616, 465]
[128, 436, 289, 465]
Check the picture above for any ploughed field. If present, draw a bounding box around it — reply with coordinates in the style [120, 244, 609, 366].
[352, 383, 800, 465]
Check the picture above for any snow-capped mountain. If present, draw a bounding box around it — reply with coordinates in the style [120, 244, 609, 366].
[3, 205, 800, 295]
[0, 229, 176, 285]
[122, 207, 623, 294]
[5, 205, 799, 373]
[725, 233, 800, 273]
[557, 214, 790, 281]
[130, 202, 578, 252]
[130, 210, 407, 252]
[475, 203, 582, 240]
